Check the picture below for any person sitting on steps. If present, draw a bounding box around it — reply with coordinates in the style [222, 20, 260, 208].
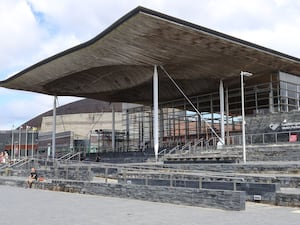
[26, 167, 38, 188]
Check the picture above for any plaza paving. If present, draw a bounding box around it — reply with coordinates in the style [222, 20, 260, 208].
[1, 186, 299, 225]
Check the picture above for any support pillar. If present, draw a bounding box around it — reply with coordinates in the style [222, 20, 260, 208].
[172, 107, 175, 143]
[112, 104, 115, 152]
[141, 110, 144, 151]
[210, 95, 214, 138]
[153, 65, 159, 161]
[184, 102, 187, 143]
[11, 127, 14, 161]
[225, 87, 230, 145]
[126, 109, 129, 151]
[159, 108, 164, 148]
[52, 95, 57, 160]
[31, 128, 34, 158]
[219, 80, 225, 144]
[197, 97, 201, 139]
[269, 76, 274, 113]
[25, 126, 28, 157]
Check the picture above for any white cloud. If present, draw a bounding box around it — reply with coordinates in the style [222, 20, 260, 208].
[0, 90, 81, 129]
[0, 1, 44, 70]
[27, 0, 129, 40]
[232, 23, 300, 58]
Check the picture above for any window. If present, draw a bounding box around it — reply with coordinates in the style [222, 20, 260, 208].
[279, 72, 300, 112]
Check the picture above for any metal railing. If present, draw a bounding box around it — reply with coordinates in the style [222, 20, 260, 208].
[229, 130, 300, 145]
[157, 130, 300, 159]
[0, 157, 32, 170]
[91, 164, 247, 189]
[64, 151, 82, 161]
[115, 168, 246, 191]
[57, 152, 73, 161]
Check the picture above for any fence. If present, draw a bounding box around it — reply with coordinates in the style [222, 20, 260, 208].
[229, 130, 300, 145]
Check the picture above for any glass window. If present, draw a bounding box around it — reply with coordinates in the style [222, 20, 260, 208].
[279, 72, 300, 112]
[287, 83, 297, 111]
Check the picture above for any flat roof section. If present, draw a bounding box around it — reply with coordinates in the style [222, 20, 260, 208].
[1, 6, 300, 105]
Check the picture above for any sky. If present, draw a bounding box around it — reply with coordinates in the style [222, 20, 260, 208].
[1, 0, 300, 130]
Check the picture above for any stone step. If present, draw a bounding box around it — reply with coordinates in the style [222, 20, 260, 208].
[276, 188, 300, 207]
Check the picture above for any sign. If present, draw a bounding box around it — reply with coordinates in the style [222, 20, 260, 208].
[269, 121, 300, 131]
[289, 134, 298, 142]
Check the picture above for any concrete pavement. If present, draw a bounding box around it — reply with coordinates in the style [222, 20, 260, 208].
[1, 186, 299, 225]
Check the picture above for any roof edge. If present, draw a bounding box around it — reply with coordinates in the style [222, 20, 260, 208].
[139, 7, 300, 63]
[0, 6, 145, 84]
[1, 6, 300, 85]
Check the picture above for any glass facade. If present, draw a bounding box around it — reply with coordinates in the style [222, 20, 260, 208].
[279, 71, 300, 112]
[2, 71, 300, 154]
[122, 71, 300, 151]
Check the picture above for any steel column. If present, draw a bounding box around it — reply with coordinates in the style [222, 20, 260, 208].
[219, 80, 225, 144]
[153, 65, 159, 161]
[52, 95, 57, 160]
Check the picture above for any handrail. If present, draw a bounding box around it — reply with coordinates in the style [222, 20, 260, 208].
[15, 158, 33, 168]
[0, 157, 35, 171]
[158, 148, 167, 156]
[0, 157, 30, 170]
[167, 145, 180, 155]
[0, 163, 9, 170]
[57, 152, 73, 161]
[193, 138, 204, 149]
[180, 141, 192, 151]
[64, 151, 82, 161]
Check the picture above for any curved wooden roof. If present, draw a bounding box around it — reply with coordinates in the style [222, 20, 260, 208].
[1, 6, 300, 105]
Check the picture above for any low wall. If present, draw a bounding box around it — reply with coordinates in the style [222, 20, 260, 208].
[0, 176, 245, 211]
[275, 192, 300, 207]
[247, 146, 300, 161]
[7, 166, 93, 181]
[119, 178, 279, 203]
[56, 180, 246, 211]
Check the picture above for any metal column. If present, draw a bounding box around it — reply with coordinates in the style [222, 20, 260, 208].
[159, 108, 164, 147]
[269, 76, 274, 113]
[126, 109, 129, 151]
[153, 65, 159, 161]
[225, 87, 230, 144]
[112, 104, 115, 152]
[210, 95, 214, 138]
[18, 127, 22, 159]
[219, 80, 225, 144]
[52, 95, 57, 160]
[11, 127, 14, 161]
[25, 126, 28, 157]
[184, 102, 187, 143]
[31, 128, 34, 158]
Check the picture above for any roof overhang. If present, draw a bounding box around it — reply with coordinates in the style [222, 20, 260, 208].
[1, 6, 300, 105]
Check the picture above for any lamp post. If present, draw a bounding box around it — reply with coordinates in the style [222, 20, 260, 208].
[241, 71, 253, 163]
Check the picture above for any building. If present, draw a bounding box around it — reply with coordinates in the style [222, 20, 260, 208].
[1, 7, 300, 159]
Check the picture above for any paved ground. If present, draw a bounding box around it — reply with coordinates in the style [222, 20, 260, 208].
[1, 186, 299, 225]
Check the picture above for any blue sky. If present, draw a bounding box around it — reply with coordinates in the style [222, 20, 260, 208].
[1, 0, 300, 130]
